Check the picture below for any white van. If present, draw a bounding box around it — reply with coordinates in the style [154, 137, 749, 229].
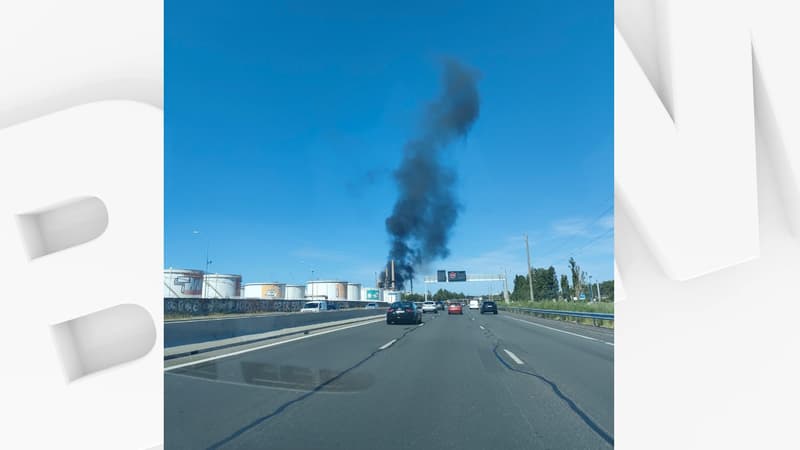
[468, 299, 480, 310]
[300, 300, 328, 312]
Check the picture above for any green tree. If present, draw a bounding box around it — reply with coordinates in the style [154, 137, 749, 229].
[569, 257, 581, 301]
[431, 289, 467, 302]
[559, 274, 570, 301]
[511, 274, 530, 301]
[580, 271, 590, 300]
[530, 267, 559, 301]
[544, 266, 558, 300]
[404, 293, 424, 302]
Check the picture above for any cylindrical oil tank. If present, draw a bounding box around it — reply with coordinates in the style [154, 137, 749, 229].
[285, 284, 306, 299]
[384, 290, 401, 303]
[243, 282, 286, 299]
[347, 283, 361, 300]
[202, 273, 242, 299]
[164, 269, 203, 298]
[305, 280, 348, 300]
[361, 287, 382, 302]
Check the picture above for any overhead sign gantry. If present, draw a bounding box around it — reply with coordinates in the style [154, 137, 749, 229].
[423, 270, 510, 302]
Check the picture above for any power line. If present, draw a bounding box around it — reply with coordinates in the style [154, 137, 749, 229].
[570, 228, 614, 256]
[534, 203, 613, 259]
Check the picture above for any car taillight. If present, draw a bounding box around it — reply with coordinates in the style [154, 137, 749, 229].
[405, 308, 413, 313]
[387, 308, 394, 313]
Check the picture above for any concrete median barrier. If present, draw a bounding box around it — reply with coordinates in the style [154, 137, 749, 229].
[165, 307, 386, 348]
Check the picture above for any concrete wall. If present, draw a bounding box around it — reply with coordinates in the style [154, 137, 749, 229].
[164, 307, 386, 348]
[164, 297, 388, 316]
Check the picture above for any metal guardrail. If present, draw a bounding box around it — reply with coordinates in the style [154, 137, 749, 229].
[500, 306, 614, 327]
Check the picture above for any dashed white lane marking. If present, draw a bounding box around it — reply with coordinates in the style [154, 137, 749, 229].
[418, 322, 424, 327]
[503, 315, 614, 346]
[379, 339, 397, 350]
[503, 349, 525, 365]
[479, 325, 485, 330]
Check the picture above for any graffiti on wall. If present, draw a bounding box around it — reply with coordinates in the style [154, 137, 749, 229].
[165, 298, 308, 316]
[164, 298, 390, 316]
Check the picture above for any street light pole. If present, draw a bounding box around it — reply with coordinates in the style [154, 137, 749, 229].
[205, 242, 210, 274]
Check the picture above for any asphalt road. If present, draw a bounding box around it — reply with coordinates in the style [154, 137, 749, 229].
[165, 309, 384, 348]
[165, 308, 614, 450]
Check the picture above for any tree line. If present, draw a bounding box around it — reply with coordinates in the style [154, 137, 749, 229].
[509, 257, 614, 302]
[403, 289, 468, 303]
[400, 257, 613, 302]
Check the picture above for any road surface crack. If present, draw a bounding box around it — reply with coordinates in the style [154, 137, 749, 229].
[492, 343, 614, 447]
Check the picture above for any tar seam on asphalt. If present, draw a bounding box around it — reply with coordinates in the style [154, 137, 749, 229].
[492, 343, 614, 447]
[205, 323, 424, 450]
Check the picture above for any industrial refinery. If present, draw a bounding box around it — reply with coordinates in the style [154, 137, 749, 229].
[164, 261, 402, 302]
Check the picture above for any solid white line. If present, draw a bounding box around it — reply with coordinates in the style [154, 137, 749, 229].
[379, 339, 397, 350]
[503, 349, 524, 365]
[164, 318, 384, 371]
[479, 325, 485, 330]
[503, 315, 614, 346]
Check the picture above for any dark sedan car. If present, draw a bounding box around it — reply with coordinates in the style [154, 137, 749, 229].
[480, 301, 498, 314]
[386, 301, 423, 325]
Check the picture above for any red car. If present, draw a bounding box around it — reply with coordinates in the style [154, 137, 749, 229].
[447, 303, 463, 315]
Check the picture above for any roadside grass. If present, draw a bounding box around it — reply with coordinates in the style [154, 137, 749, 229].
[500, 300, 614, 329]
[505, 300, 614, 313]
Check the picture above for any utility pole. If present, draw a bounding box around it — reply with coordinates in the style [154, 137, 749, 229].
[503, 269, 510, 303]
[596, 281, 602, 302]
[525, 234, 534, 302]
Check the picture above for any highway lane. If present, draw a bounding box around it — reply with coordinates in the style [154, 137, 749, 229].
[483, 312, 614, 439]
[165, 308, 614, 449]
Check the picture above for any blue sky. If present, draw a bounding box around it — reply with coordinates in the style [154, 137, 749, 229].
[165, 0, 613, 295]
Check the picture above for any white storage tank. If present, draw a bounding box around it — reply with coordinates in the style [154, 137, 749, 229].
[202, 273, 242, 299]
[164, 268, 203, 298]
[243, 282, 285, 299]
[384, 290, 401, 303]
[361, 287, 382, 302]
[347, 283, 361, 300]
[285, 284, 306, 299]
[306, 280, 348, 300]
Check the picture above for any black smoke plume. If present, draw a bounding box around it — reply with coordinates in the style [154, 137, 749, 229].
[383, 59, 481, 290]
